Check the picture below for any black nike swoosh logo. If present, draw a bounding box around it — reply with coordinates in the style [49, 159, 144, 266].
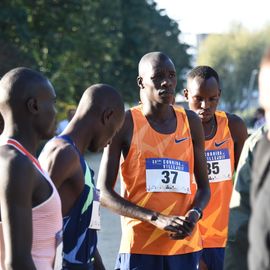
[175, 137, 188, 144]
[215, 140, 228, 147]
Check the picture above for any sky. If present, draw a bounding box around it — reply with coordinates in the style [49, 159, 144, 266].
[156, 0, 270, 43]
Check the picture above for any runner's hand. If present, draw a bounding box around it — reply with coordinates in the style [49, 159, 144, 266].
[169, 210, 200, 240]
[151, 213, 187, 234]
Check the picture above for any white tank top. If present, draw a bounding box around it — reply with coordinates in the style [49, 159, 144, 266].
[0, 138, 62, 270]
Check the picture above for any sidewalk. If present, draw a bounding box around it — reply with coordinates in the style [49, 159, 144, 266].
[87, 152, 121, 269]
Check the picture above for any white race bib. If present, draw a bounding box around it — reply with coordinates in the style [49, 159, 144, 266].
[205, 149, 232, 182]
[145, 158, 191, 194]
[53, 230, 63, 270]
[89, 188, 101, 230]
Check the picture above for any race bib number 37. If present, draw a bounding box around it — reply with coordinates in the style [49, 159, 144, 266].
[145, 158, 190, 194]
[205, 149, 232, 182]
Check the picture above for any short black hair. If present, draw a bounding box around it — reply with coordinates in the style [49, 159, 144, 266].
[187, 65, 220, 86]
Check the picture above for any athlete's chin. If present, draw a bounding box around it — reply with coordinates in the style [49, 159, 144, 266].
[158, 97, 174, 105]
[199, 116, 211, 124]
[198, 113, 212, 122]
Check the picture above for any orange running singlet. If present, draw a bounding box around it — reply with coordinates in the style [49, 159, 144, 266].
[119, 105, 202, 255]
[199, 111, 234, 248]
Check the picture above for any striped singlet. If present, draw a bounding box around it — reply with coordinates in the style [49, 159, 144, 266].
[0, 138, 62, 270]
[199, 111, 234, 248]
[119, 105, 202, 255]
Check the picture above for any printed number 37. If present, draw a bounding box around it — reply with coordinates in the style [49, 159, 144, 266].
[161, 171, 178, 184]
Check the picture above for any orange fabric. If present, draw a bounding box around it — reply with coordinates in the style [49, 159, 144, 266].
[119, 105, 202, 255]
[199, 111, 234, 248]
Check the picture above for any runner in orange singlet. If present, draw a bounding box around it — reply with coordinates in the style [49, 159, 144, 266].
[98, 52, 210, 270]
[184, 65, 248, 270]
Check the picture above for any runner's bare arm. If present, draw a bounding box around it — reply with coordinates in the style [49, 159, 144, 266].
[39, 142, 80, 189]
[227, 113, 248, 169]
[0, 148, 36, 269]
[39, 142, 83, 216]
[94, 248, 106, 270]
[170, 111, 210, 240]
[186, 109, 210, 218]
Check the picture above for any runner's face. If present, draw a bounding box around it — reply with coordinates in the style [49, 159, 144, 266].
[140, 58, 177, 105]
[259, 65, 270, 111]
[259, 65, 270, 128]
[186, 76, 220, 123]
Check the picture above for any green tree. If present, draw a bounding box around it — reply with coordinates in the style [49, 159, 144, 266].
[0, 0, 190, 106]
[197, 24, 270, 110]
[113, 0, 190, 102]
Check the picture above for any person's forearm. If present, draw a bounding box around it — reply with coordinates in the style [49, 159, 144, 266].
[94, 249, 105, 270]
[100, 188, 156, 223]
[191, 186, 210, 212]
[5, 257, 36, 270]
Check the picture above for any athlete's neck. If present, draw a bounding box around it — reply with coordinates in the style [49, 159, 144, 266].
[1, 132, 39, 155]
[142, 103, 174, 123]
[203, 116, 217, 140]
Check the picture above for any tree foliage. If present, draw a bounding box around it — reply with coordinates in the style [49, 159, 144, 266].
[197, 24, 270, 111]
[0, 0, 190, 107]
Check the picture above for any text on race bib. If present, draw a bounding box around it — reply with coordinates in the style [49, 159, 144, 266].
[145, 158, 191, 194]
[205, 149, 232, 182]
[89, 188, 101, 230]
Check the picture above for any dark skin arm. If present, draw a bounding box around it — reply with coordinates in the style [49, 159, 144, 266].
[39, 141, 106, 269]
[98, 110, 196, 236]
[227, 113, 248, 170]
[94, 249, 105, 270]
[39, 141, 83, 216]
[0, 147, 36, 270]
[186, 109, 210, 211]
[170, 110, 210, 239]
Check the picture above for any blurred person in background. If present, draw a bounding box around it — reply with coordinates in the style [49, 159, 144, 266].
[253, 107, 265, 130]
[249, 47, 270, 270]
[56, 107, 76, 135]
[224, 124, 266, 270]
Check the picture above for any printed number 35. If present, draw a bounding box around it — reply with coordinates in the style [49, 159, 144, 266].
[207, 162, 220, 175]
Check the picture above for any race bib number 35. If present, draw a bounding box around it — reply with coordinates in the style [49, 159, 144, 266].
[205, 149, 232, 182]
[145, 158, 191, 194]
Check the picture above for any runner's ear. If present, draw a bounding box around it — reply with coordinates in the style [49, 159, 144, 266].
[183, 89, 189, 100]
[101, 108, 114, 125]
[137, 76, 144, 89]
[26, 97, 38, 114]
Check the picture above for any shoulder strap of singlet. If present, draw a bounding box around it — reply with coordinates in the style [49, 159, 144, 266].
[56, 135, 86, 173]
[56, 135, 94, 187]
[4, 138, 44, 175]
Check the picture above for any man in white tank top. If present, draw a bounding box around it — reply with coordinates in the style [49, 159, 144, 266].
[0, 67, 62, 270]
